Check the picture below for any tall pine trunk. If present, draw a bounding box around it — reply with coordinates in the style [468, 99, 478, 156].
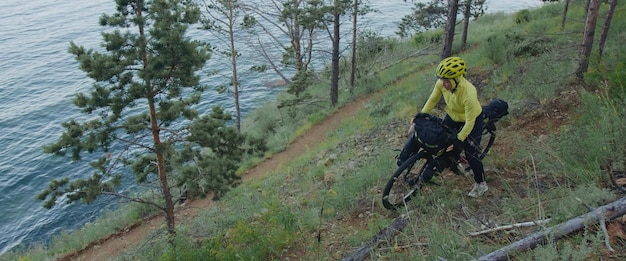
[598, 0, 617, 60]
[441, 0, 459, 59]
[331, 9, 340, 106]
[350, 0, 357, 92]
[149, 100, 176, 237]
[575, 0, 601, 79]
[561, 0, 570, 31]
[460, 0, 471, 47]
[138, 0, 176, 239]
[226, 1, 242, 131]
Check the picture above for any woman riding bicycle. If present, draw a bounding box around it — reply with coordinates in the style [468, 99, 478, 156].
[398, 56, 488, 197]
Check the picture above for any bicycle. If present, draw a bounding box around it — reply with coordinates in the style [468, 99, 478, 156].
[382, 99, 509, 210]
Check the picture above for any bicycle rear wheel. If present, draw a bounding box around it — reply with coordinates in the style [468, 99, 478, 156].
[382, 152, 430, 210]
[478, 128, 496, 160]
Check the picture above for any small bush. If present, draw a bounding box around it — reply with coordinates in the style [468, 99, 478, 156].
[180, 197, 302, 261]
[588, 61, 626, 101]
[483, 35, 508, 64]
[512, 36, 552, 57]
[514, 10, 531, 24]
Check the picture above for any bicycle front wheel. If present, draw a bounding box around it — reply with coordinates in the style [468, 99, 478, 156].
[382, 152, 430, 210]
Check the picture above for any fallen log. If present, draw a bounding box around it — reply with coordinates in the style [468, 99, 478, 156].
[342, 214, 411, 261]
[478, 196, 626, 261]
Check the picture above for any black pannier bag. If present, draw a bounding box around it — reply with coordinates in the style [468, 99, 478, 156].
[412, 113, 456, 154]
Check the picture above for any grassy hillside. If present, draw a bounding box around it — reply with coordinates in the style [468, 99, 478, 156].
[6, 1, 626, 260]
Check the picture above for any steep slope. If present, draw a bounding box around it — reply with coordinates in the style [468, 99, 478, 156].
[58, 96, 372, 261]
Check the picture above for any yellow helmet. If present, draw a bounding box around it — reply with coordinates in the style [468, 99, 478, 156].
[436, 57, 467, 79]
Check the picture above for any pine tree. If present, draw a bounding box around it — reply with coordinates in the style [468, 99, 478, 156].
[200, 0, 246, 130]
[37, 0, 263, 241]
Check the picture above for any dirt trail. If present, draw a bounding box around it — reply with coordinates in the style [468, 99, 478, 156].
[59, 96, 370, 261]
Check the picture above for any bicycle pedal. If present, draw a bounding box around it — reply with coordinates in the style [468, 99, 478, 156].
[407, 178, 420, 187]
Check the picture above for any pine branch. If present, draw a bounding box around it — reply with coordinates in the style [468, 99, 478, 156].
[101, 191, 165, 212]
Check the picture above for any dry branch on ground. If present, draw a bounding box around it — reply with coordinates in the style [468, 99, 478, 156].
[342, 214, 411, 261]
[478, 196, 626, 261]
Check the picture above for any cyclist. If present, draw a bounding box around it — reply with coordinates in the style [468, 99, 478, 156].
[397, 57, 487, 197]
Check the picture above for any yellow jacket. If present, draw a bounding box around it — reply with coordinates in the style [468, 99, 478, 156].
[421, 76, 482, 141]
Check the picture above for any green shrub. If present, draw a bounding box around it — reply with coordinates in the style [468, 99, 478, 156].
[514, 10, 531, 24]
[191, 199, 300, 260]
[483, 34, 508, 64]
[554, 93, 626, 184]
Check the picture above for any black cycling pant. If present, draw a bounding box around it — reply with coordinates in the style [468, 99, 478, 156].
[443, 113, 485, 183]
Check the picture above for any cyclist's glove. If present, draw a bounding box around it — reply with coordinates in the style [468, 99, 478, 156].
[450, 138, 463, 154]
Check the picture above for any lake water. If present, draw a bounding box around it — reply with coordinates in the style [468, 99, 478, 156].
[0, 0, 544, 254]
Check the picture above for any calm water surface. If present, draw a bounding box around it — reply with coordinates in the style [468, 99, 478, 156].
[0, 0, 544, 253]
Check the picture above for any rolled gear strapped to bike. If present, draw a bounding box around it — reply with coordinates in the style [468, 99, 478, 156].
[482, 98, 509, 130]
